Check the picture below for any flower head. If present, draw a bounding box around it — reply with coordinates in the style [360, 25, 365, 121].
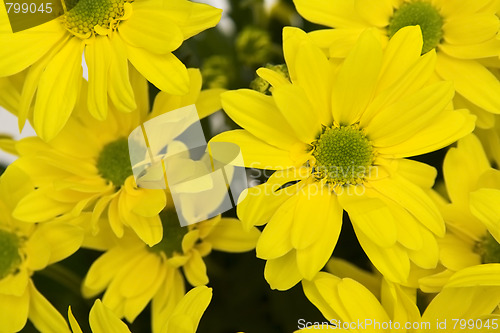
[0, 166, 83, 332]
[0, 0, 222, 140]
[293, 0, 500, 126]
[11, 68, 224, 246]
[212, 26, 475, 289]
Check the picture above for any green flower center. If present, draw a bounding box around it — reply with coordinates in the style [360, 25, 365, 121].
[312, 125, 374, 185]
[388, 1, 443, 54]
[63, 0, 126, 36]
[0, 230, 22, 280]
[148, 208, 189, 257]
[475, 232, 500, 264]
[96, 138, 133, 188]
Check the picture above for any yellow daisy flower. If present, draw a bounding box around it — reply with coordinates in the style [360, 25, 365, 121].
[419, 134, 500, 292]
[293, 0, 500, 119]
[0, 0, 222, 141]
[300, 265, 500, 332]
[11, 68, 225, 246]
[68, 286, 212, 333]
[0, 166, 83, 332]
[211, 26, 475, 289]
[82, 214, 259, 329]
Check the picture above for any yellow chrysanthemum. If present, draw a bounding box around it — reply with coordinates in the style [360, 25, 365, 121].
[211, 26, 475, 289]
[10, 68, 224, 246]
[82, 214, 259, 330]
[68, 286, 212, 333]
[419, 134, 500, 292]
[300, 265, 500, 332]
[0, 166, 83, 333]
[0, 0, 222, 141]
[293, 0, 500, 124]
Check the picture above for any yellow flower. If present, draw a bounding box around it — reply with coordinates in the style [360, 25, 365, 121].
[0, 0, 222, 141]
[0, 166, 83, 332]
[300, 265, 500, 332]
[11, 68, 224, 246]
[82, 214, 259, 330]
[293, 0, 500, 121]
[68, 286, 212, 333]
[419, 134, 500, 292]
[211, 26, 475, 289]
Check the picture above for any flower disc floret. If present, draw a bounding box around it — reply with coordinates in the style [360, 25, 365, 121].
[388, 1, 443, 54]
[475, 232, 500, 264]
[96, 138, 133, 188]
[64, 0, 126, 36]
[312, 125, 374, 185]
[0, 229, 22, 280]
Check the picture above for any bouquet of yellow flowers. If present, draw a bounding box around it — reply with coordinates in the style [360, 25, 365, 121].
[1, 0, 500, 332]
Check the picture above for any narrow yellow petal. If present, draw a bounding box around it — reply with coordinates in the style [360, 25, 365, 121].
[85, 37, 111, 120]
[332, 29, 383, 125]
[273, 84, 322, 143]
[119, 11, 183, 53]
[221, 89, 298, 149]
[89, 299, 131, 333]
[204, 218, 260, 253]
[28, 282, 70, 333]
[126, 45, 189, 95]
[264, 250, 303, 290]
[436, 54, 500, 114]
[108, 37, 136, 113]
[34, 38, 83, 141]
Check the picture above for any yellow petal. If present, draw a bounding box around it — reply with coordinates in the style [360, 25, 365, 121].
[203, 218, 260, 253]
[13, 187, 74, 222]
[126, 45, 189, 95]
[28, 282, 70, 333]
[157, 0, 222, 40]
[470, 188, 500, 242]
[332, 29, 383, 125]
[443, 14, 499, 45]
[354, 0, 392, 27]
[291, 184, 335, 250]
[85, 37, 111, 120]
[38, 222, 83, 265]
[256, 67, 290, 89]
[296, 196, 342, 280]
[436, 54, 500, 114]
[196, 89, 226, 119]
[183, 250, 209, 286]
[338, 188, 398, 247]
[119, 11, 183, 53]
[264, 250, 303, 290]
[354, 226, 410, 283]
[210, 130, 300, 170]
[237, 172, 303, 230]
[293, 0, 365, 28]
[376, 109, 475, 158]
[256, 193, 298, 260]
[444, 264, 500, 288]
[108, 37, 136, 113]
[89, 299, 131, 333]
[366, 81, 454, 147]
[221, 90, 298, 149]
[0, 21, 65, 76]
[273, 84, 322, 143]
[370, 175, 445, 236]
[34, 37, 83, 141]
[376, 26, 424, 94]
[162, 286, 212, 333]
[293, 38, 333, 125]
[68, 306, 83, 333]
[443, 134, 489, 206]
[0, 283, 29, 332]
